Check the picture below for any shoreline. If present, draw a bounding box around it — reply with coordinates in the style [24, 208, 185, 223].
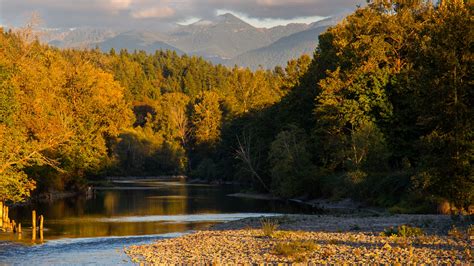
[126, 214, 473, 264]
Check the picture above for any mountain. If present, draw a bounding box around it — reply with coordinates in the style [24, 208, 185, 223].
[42, 27, 117, 48]
[226, 26, 327, 70]
[98, 31, 183, 55]
[225, 16, 342, 69]
[43, 13, 347, 69]
[167, 14, 316, 61]
[167, 13, 272, 59]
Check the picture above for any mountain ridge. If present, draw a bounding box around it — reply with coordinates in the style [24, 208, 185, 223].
[43, 13, 346, 69]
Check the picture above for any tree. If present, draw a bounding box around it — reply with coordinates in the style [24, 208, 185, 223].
[235, 130, 270, 191]
[57, 57, 133, 177]
[313, 7, 396, 172]
[191, 91, 222, 146]
[268, 126, 316, 198]
[0, 26, 72, 202]
[153, 92, 190, 147]
[402, 1, 473, 209]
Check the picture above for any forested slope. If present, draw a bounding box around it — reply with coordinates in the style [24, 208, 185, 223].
[1, 0, 472, 213]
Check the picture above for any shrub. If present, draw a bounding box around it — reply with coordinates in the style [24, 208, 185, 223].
[448, 225, 464, 240]
[381, 225, 424, 237]
[260, 218, 279, 237]
[274, 241, 318, 262]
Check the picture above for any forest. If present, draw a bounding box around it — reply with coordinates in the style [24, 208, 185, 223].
[0, 0, 472, 213]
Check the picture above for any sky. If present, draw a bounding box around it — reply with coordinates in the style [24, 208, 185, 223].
[0, 0, 363, 29]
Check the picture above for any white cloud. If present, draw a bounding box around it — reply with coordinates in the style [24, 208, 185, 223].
[177, 17, 201, 26]
[216, 9, 326, 28]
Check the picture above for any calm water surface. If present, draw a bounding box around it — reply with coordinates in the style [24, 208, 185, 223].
[0, 179, 308, 265]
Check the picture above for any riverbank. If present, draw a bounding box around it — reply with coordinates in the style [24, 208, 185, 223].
[126, 214, 473, 264]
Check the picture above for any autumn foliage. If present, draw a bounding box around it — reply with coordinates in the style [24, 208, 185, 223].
[0, 0, 472, 211]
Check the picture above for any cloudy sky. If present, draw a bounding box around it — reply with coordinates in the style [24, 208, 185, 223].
[0, 0, 363, 29]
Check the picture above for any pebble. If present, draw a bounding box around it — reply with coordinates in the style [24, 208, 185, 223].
[125, 214, 472, 264]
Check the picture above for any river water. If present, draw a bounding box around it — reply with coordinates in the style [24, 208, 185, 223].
[0, 179, 307, 265]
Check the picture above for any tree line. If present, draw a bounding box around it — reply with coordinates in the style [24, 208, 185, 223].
[0, 0, 472, 213]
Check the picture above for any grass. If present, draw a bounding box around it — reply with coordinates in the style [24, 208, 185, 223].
[274, 240, 318, 262]
[380, 225, 424, 237]
[449, 224, 474, 241]
[448, 225, 464, 239]
[260, 218, 279, 237]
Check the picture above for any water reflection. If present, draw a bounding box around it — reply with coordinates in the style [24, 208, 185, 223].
[4, 179, 305, 241]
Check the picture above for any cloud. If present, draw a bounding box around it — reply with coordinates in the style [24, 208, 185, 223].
[0, 0, 363, 29]
[132, 6, 175, 19]
[109, 0, 133, 10]
[255, 0, 311, 7]
[216, 9, 326, 28]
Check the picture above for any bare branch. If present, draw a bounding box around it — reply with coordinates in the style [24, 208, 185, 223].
[235, 131, 270, 192]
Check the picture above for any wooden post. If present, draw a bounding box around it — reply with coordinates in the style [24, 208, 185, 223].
[11, 220, 16, 233]
[4, 206, 8, 230]
[39, 215, 44, 242]
[18, 223, 22, 234]
[39, 215, 44, 232]
[32, 210, 36, 231]
[0, 201, 3, 228]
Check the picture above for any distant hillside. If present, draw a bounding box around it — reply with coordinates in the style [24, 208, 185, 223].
[98, 31, 183, 54]
[43, 27, 117, 48]
[226, 26, 328, 70]
[43, 13, 348, 69]
[167, 13, 271, 59]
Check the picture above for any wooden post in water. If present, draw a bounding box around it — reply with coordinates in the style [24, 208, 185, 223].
[32, 210, 36, 230]
[39, 215, 44, 231]
[5, 206, 10, 232]
[31, 210, 36, 242]
[0, 201, 3, 229]
[4, 206, 8, 230]
[32, 210, 37, 241]
[39, 215, 44, 242]
[11, 220, 16, 233]
[18, 223, 22, 234]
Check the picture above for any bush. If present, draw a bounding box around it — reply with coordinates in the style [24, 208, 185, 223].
[193, 158, 218, 180]
[274, 240, 318, 262]
[381, 225, 424, 237]
[261, 218, 279, 237]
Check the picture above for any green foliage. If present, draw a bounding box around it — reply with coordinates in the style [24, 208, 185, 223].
[193, 158, 218, 180]
[381, 225, 424, 237]
[268, 126, 316, 198]
[0, 168, 36, 203]
[0, 1, 471, 210]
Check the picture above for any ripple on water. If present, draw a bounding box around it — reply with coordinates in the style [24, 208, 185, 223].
[0, 233, 185, 265]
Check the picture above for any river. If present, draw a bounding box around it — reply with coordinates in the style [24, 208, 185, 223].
[0, 179, 308, 265]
